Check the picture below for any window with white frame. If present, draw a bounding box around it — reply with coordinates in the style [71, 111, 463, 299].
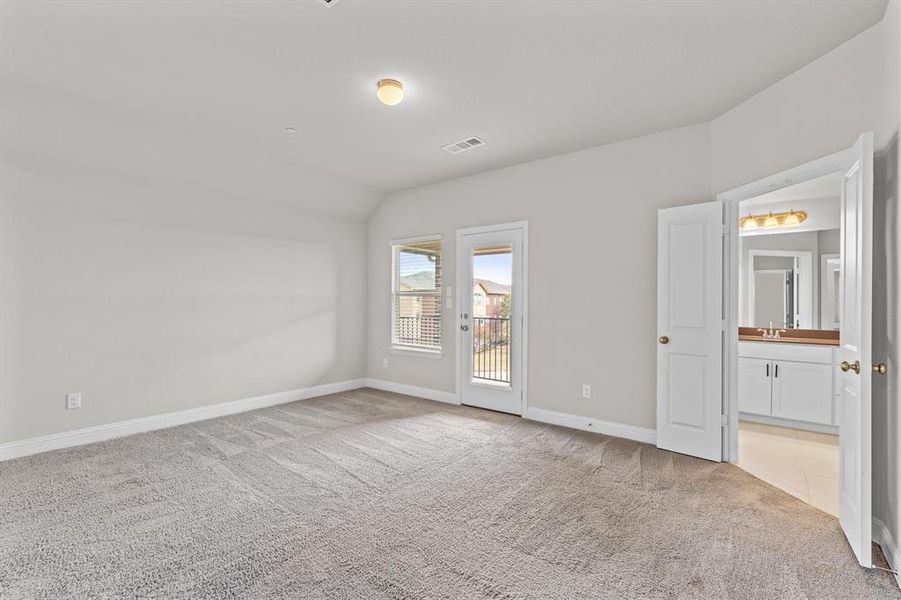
[392, 237, 442, 351]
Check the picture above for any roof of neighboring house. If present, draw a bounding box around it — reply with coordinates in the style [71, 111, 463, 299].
[474, 279, 511, 295]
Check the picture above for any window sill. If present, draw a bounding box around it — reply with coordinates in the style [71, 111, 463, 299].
[388, 346, 443, 359]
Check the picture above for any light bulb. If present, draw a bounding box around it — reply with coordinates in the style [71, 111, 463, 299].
[782, 210, 800, 226]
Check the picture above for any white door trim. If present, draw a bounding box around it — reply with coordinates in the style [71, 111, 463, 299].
[455, 221, 529, 415]
[718, 148, 849, 463]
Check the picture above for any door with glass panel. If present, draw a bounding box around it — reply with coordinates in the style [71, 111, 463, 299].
[458, 224, 525, 415]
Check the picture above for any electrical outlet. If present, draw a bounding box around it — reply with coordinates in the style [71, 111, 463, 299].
[66, 392, 82, 410]
[383, 358, 389, 369]
[581, 384, 591, 399]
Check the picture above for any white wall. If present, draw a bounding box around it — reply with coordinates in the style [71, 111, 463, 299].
[0, 85, 381, 444]
[368, 123, 712, 429]
[711, 24, 884, 193]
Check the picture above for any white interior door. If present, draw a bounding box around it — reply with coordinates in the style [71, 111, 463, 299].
[656, 202, 723, 461]
[837, 132, 873, 568]
[458, 225, 525, 415]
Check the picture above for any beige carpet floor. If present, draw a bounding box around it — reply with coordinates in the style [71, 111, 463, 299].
[1, 387, 898, 599]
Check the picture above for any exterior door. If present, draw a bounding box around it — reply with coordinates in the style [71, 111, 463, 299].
[656, 202, 723, 462]
[458, 225, 525, 415]
[837, 132, 873, 568]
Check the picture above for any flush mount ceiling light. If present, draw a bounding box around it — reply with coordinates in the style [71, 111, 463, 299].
[739, 209, 807, 230]
[376, 78, 404, 106]
[284, 127, 298, 134]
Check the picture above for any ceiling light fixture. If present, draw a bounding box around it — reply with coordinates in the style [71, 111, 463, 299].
[284, 127, 298, 134]
[739, 209, 808, 230]
[376, 78, 404, 106]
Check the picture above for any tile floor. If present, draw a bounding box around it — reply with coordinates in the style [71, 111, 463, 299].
[737, 420, 839, 517]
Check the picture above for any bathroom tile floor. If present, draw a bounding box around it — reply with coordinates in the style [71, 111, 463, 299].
[737, 420, 839, 517]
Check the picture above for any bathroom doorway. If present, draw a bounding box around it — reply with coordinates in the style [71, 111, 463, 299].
[719, 133, 879, 568]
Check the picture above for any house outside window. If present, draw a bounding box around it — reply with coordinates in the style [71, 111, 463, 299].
[391, 237, 442, 351]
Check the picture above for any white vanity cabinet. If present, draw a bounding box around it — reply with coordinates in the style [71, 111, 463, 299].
[737, 357, 772, 415]
[738, 342, 836, 428]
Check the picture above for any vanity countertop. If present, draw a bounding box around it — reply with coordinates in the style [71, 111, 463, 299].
[738, 327, 840, 347]
[738, 335, 839, 346]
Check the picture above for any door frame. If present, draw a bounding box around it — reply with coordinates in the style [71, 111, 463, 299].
[455, 221, 529, 415]
[717, 149, 849, 462]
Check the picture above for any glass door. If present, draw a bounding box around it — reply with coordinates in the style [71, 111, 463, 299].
[458, 226, 524, 415]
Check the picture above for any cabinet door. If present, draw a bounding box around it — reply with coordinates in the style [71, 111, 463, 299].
[771, 360, 833, 425]
[738, 358, 772, 415]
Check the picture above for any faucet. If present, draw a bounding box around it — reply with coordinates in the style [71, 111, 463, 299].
[757, 322, 787, 339]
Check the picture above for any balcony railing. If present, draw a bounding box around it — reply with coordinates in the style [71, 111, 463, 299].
[395, 315, 441, 349]
[472, 316, 511, 384]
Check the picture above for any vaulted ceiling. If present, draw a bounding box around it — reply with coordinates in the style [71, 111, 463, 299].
[1, 0, 888, 211]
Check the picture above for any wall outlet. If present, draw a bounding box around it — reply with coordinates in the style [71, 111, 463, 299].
[383, 358, 389, 369]
[66, 392, 82, 410]
[581, 384, 591, 399]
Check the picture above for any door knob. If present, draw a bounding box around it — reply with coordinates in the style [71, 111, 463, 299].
[461, 325, 469, 332]
[873, 363, 888, 375]
[840, 360, 861, 374]
[658, 336, 669, 344]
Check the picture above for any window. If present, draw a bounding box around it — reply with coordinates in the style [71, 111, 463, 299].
[392, 237, 442, 351]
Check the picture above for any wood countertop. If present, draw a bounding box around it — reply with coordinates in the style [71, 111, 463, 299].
[738, 327, 840, 347]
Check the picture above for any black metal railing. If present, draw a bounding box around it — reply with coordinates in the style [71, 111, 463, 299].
[472, 316, 511, 384]
[395, 315, 441, 349]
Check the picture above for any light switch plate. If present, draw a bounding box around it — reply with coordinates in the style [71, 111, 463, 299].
[66, 392, 82, 409]
[581, 384, 591, 399]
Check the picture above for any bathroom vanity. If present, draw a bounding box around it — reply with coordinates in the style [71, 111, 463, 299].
[737, 332, 839, 432]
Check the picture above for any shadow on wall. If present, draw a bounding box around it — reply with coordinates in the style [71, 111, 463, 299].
[1, 171, 339, 442]
[873, 131, 898, 535]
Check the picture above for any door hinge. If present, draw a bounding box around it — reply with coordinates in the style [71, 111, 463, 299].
[722, 223, 728, 237]
[721, 414, 729, 427]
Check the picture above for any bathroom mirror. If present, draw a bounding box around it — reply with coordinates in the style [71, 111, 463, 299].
[738, 172, 841, 333]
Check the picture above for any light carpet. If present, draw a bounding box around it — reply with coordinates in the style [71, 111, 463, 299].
[1, 387, 897, 599]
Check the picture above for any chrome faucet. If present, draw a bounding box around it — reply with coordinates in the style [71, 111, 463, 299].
[757, 322, 787, 339]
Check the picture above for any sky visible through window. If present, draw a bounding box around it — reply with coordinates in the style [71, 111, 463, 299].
[473, 251, 512, 285]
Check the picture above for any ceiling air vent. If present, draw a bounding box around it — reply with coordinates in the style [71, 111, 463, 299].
[442, 137, 486, 155]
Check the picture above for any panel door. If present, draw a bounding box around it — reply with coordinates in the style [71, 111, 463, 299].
[737, 358, 772, 416]
[771, 360, 833, 425]
[656, 202, 723, 462]
[837, 133, 873, 567]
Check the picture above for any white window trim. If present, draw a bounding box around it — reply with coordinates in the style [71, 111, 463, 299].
[390, 235, 443, 354]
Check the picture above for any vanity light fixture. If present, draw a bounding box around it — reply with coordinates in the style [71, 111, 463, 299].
[763, 212, 780, 228]
[376, 78, 404, 106]
[739, 209, 807, 230]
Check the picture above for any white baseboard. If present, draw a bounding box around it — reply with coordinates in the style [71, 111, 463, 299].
[874, 517, 901, 589]
[364, 378, 460, 405]
[525, 407, 657, 445]
[0, 378, 366, 462]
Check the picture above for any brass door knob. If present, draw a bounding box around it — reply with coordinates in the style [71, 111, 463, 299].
[840, 360, 861, 374]
[873, 363, 888, 375]
[658, 336, 669, 345]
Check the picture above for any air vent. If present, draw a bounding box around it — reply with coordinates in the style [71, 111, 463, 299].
[441, 137, 486, 155]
